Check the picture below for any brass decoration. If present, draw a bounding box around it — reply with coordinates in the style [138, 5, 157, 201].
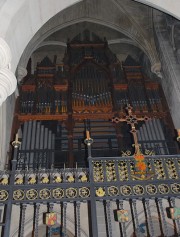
[12, 133, 21, 148]
[84, 130, 94, 146]
[145, 149, 155, 156]
[166, 159, 178, 179]
[121, 150, 131, 156]
[39, 189, 51, 199]
[0, 190, 8, 201]
[146, 184, 157, 195]
[28, 176, 36, 184]
[13, 189, 25, 200]
[41, 176, 49, 184]
[154, 160, 166, 180]
[53, 176, 62, 183]
[108, 186, 119, 196]
[15, 177, 23, 185]
[118, 161, 128, 181]
[67, 175, 74, 183]
[93, 161, 104, 182]
[120, 185, 132, 196]
[80, 175, 88, 182]
[79, 187, 90, 198]
[171, 183, 180, 194]
[66, 188, 77, 198]
[112, 105, 154, 180]
[26, 189, 38, 200]
[106, 161, 116, 181]
[133, 185, 144, 195]
[96, 187, 105, 197]
[158, 184, 169, 194]
[176, 129, 180, 142]
[52, 188, 64, 199]
[0, 177, 8, 185]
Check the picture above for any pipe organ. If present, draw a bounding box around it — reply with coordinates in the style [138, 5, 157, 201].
[17, 120, 55, 169]
[14, 32, 178, 168]
[72, 64, 112, 113]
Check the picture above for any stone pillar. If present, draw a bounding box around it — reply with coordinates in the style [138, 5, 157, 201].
[0, 38, 17, 105]
[0, 38, 17, 168]
[153, 10, 180, 128]
[17, 66, 27, 84]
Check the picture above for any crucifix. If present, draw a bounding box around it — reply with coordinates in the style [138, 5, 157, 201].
[112, 104, 149, 155]
[112, 104, 153, 179]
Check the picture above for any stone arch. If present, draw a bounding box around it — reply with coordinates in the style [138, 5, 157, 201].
[18, 0, 160, 71]
[0, 0, 180, 73]
[134, 0, 180, 20]
[0, 0, 81, 72]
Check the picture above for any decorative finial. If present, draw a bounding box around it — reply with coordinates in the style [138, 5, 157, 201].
[84, 130, 93, 146]
[12, 133, 21, 148]
[177, 129, 180, 142]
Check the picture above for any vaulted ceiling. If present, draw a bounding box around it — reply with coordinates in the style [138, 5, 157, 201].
[19, 0, 160, 74]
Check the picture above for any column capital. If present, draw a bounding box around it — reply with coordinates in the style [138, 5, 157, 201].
[17, 66, 27, 83]
[0, 38, 17, 106]
[151, 62, 162, 78]
[0, 68, 17, 106]
[0, 38, 11, 69]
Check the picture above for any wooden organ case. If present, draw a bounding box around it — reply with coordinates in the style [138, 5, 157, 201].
[14, 34, 178, 169]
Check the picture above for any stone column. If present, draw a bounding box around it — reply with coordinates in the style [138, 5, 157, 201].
[0, 38, 17, 105]
[153, 10, 180, 128]
[0, 38, 17, 168]
[17, 66, 27, 84]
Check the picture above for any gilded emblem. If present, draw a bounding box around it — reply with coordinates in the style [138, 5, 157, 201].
[79, 187, 90, 198]
[39, 189, 51, 199]
[26, 189, 38, 200]
[52, 188, 64, 199]
[0, 190, 8, 201]
[66, 188, 77, 198]
[13, 189, 24, 200]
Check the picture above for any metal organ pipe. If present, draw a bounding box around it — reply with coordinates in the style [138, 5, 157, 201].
[17, 121, 55, 169]
[137, 119, 168, 155]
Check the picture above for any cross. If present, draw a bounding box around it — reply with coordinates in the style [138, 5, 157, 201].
[112, 104, 149, 155]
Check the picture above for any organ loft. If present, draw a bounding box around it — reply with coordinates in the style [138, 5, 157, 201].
[12, 31, 178, 170]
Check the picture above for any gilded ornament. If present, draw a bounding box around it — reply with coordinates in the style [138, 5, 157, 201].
[54, 176, 62, 183]
[120, 185, 132, 196]
[146, 184, 157, 195]
[0, 177, 8, 185]
[28, 177, 36, 184]
[133, 185, 144, 195]
[67, 175, 74, 183]
[15, 177, 23, 185]
[13, 189, 24, 200]
[41, 176, 49, 184]
[79, 187, 90, 198]
[39, 189, 51, 199]
[66, 188, 77, 198]
[26, 189, 38, 200]
[108, 186, 119, 196]
[96, 187, 105, 197]
[171, 183, 180, 193]
[52, 188, 64, 199]
[0, 190, 8, 201]
[158, 184, 169, 194]
[80, 175, 88, 182]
